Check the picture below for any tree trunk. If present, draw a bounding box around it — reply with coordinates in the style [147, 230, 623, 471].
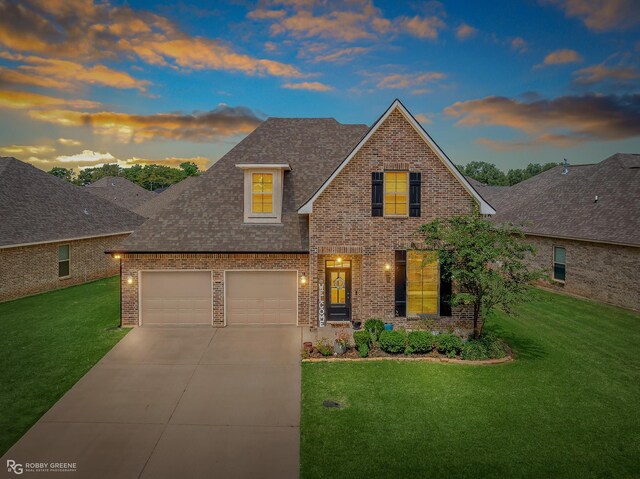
[473, 304, 480, 339]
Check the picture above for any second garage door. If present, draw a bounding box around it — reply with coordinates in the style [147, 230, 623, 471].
[225, 271, 297, 325]
[141, 271, 212, 326]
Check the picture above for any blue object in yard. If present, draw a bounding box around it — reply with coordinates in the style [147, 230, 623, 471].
[384, 323, 394, 331]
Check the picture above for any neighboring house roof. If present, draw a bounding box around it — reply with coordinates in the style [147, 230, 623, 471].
[298, 100, 496, 215]
[136, 176, 202, 218]
[117, 118, 369, 252]
[0, 157, 145, 248]
[85, 176, 156, 216]
[477, 153, 639, 246]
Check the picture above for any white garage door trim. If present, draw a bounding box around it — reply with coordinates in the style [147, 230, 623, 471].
[223, 270, 299, 326]
[138, 270, 213, 326]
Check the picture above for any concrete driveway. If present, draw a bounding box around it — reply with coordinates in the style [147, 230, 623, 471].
[1, 326, 302, 478]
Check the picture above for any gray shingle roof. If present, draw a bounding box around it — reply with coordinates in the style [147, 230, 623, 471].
[477, 153, 639, 246]
[0, 157, 146, 248]
[135, 176, 202, 218]
[85, 176, 156, 216]
[118, 118, 368, 252]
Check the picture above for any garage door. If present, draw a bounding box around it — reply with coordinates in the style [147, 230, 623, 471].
[141, 271, 212, 326]
[225, 271, 297, 325]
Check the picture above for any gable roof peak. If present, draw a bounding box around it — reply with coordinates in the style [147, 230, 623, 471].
[297, 99, 496, 215]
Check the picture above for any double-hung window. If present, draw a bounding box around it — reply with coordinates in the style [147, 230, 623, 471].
[384, 171, 408, 216]
[58, 245, 70, 278]
[406, 250, 438, 315]
[553, 246, 566, 282]
[251, 173, 273, 214]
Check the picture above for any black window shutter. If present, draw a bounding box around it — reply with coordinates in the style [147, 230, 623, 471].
[439, 261, 452, 317]
[395, 250, 407, 317]
[409, 172, 421, 217]
[372, 172, 383, 216]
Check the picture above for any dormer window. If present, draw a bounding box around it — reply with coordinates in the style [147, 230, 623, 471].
[237, 163, 290, 224]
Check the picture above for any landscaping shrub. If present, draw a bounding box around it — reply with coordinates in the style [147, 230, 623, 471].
[379, 330, 407, 354]
[364, 319, 385, 340]
[481, 333, 507, 359]
[461, 340, 489, 360]
[358, 343, 369, 358]
[435, 333, 463, 356]
[406, 331, 435, 354]
[315, 338, 333, 357]
[353, 331, 371, 351]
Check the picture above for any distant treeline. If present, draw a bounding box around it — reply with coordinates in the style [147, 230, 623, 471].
[48, 162, 200, 191]
[458, 161, 559, 186]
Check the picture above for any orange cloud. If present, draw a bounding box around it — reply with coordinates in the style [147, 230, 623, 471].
[510, 37, 528, 53]
[282, 81, 333, 91]
[445, 93, 640, 145]
[376, 72, 445, 89]
[0, 88, 99, 110]
[0, 1, 302, 78]
[456, 23, 478, 40]
[476, 134, 587, 151]
[541, 0, 640, 31]
[312, 47, 368, 63]
[573, 62, 640, 85]
[398, 15, 445, 39]
[414, 113, 432, 124]
[539, 48, 582, 66]
[28, 105, 263, 143]
[0, 144, 56, 155]
[0, 54, 149, 91]
[57, 138, 82, 146]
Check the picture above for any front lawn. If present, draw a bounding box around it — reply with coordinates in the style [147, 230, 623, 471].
[0, 277, 128, 455]
[301, 289, 640, 478]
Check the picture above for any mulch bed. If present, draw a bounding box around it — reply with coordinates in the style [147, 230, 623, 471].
[302, 344, 513, 365]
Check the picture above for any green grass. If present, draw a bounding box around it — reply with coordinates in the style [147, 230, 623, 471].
[301, 289, 640, 478]
[0, 277, 128, 455]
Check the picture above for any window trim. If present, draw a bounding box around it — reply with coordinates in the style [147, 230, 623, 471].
[240, 167, 286, 224]
[383, 170, 409, 218]
[58, 244, 71, 279]
[406, 250, 440, 316]
[552, 246, 566, 283]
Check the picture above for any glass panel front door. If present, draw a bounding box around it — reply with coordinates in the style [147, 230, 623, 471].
[325, 262, 351, 321]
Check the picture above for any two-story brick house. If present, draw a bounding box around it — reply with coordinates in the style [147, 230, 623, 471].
[113, 100, 495, 330]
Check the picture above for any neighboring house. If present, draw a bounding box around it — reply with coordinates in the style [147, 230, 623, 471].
[85, 176, 156, 217]
[135, 176, 201, 218]
[0, 158, 145, 302]
[476, 154, 640, 311]
[112, 100, 494, 330]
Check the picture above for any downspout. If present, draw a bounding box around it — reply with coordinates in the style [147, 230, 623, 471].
[119, 257, 123, 328]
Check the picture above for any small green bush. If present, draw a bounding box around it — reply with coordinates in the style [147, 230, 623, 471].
[461, 340, 489, 360]
[379, 330, 407, 354]
[315, 338, 333, 357]
[358, 343, 369, 358]
[481, 333, 507, 359]
[353, 330, 371, 351]
[406, 331, 435, 354]
[435, 333, 463, 356]
[364, 319, 385, 340]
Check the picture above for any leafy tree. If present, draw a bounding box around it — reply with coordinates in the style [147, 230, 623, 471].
[460, 161, 508, 186]
[179, 161, 200, 177]
[418, 214, 543, 338]
[506, 162, 558, 186]
[48, 167, 74, 182]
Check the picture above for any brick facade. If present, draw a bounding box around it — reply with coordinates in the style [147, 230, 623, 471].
[309, 109, 477, 331]
[120, 254, 310, 327]
[527, 235, 640, 311]
[0, 234, 127, 303]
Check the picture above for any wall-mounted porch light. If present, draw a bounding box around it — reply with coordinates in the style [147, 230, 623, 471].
[336, 257, 343, 264]
[300, 272, 307, 285]
[113, 254, 121, 259]
[384, 263, 392, 283]
[127, 274, 133, 285]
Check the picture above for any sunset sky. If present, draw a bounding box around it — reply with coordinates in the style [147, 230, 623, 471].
[0, 0, 639, 173]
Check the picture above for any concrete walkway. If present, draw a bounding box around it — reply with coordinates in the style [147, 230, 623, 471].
[1, 327, 301, 478]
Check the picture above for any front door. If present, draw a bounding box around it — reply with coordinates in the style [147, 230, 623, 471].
[325, 260, 351, 321]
